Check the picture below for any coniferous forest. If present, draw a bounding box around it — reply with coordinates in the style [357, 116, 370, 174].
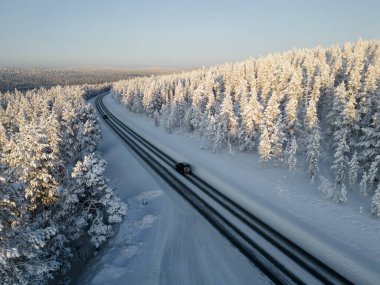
[0, 86, 126, 283]
[112, 40, 380, 214]
[2, 0, 380, 283]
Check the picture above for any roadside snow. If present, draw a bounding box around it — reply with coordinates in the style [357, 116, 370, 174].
[102, 93, 380, 284]
[74, 98, 270, 284]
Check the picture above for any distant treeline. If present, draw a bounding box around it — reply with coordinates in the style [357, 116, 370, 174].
[0, 67, 175, 92]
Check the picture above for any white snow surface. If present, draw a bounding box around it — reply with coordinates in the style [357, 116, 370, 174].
[74, 97, 270, 284]
[84, 93, 380, 285]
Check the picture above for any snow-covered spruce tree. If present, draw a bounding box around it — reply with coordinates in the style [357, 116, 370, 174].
[166, 101, 179, 133]
[79, 104, 102, 155]
[359, 105, 380, 187]
[203, 112, 217, 150]
[285, 136, 298, 174]
[256, 92, 277, 162]
[371, 183, 380, 217]
[238, 88, 261, 152]
[259, 126, 271, 164]
[272, 114, 286, 166]
[236, 78, 249, 113]
[331, 128, 350, 184]
[367, 160, 379, 192]
[214, 91, 238, 152]
[143, 81, 161, 118]
[59, 100, 84, 163]
[188, 82, 207, 133]
[173, 82, 188, 128]
[329, 83, 352, 184]
[119, 82, 135, 109]
[306, 127, 321, 182]
[284, 92, 299, 138]
[305, 76, 321, 130]
[359, 171, 369, 197]
[355, 64, 379, 134]
[348, 151, 359, 190]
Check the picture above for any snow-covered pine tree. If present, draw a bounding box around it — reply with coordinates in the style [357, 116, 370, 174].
[284, 94, 299, 137]
[71, 153, 127, 248]
[285, 136, 298, 174]
[4, 117, 60, 207]
[189, 105, 203, 134]
[318, 175, 336, 200]
[305, 97, 319, 130]
[259, 126, 271, 164]
[213, 120, 226, 152]
[348, 151, 359, 190]
[153, 109, 160, 127]
[236, 78, 249, 112]
[205, 88, 216, 115]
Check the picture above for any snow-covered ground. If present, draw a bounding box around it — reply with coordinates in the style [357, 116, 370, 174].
[74, 97, 270, 284]
[87, 93, 380, 285]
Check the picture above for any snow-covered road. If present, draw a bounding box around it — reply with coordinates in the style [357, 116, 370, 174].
[87, 93, 380, 285]
[74, 97, 270, 284]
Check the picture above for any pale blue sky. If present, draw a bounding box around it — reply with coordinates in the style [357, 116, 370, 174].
[0, 0, 379, 68]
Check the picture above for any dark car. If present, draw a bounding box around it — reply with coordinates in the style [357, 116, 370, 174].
[175, 162, 192, 174]
[103, 114, 109, 119]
